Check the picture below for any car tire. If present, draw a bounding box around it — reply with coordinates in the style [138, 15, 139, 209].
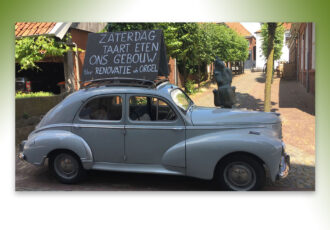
[49, 151, 86, 184]
[214, 154, 266, 191]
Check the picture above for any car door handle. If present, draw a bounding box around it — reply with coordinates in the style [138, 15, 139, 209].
[73, 124, 81, 129]
[172, 127, 184, 131]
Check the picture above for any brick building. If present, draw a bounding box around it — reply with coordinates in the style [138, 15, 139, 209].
[288, 23, 315, 94]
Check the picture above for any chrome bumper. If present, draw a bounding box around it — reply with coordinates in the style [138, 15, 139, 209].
[278, 154, 290, 179]
[18, 141, 26, 160]
[18, 152, 25, 160]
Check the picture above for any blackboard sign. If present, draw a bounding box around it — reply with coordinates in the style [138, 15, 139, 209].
[82, 30, 169, 82]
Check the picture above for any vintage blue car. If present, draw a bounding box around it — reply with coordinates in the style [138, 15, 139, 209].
[19, 78, 290, 191]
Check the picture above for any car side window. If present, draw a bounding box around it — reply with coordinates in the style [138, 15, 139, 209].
[129, 96, 177, 121]
[79, 96, 122, 120]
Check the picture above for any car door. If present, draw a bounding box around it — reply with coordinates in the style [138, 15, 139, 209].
[72, 94, 125, 163]
[124, 94, 185, 166]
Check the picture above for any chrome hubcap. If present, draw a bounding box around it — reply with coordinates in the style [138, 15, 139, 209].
[224, 162, 256, 191]
[54, 154, 78, 179]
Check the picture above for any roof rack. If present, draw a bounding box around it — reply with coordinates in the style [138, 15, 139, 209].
[81, 77, 169, 90]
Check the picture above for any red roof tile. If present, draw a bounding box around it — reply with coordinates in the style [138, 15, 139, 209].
[225, 23, 252, 37]
[283, 22, 291, 30]
[15, 22, 57, 37]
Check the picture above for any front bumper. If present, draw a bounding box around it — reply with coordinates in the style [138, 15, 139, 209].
[278, 154, 290, 179]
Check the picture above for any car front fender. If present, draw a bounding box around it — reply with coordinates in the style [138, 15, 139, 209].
[186, 130, 283, 181]
[22, 130, 93, 169]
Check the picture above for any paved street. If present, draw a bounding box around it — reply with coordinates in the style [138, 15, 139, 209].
[15, 71, 315, 191]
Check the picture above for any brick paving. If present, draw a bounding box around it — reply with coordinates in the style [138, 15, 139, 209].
[15, 71, 315, 191]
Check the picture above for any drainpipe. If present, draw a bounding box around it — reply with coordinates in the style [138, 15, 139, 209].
[174, 58, 177, 86]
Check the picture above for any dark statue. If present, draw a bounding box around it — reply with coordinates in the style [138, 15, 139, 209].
[213, 57, 236, 108]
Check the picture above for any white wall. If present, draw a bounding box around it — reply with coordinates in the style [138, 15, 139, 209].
[255, 30, 290, 70]
[255, 32, 266, 70]
[275, 31, 290, 68]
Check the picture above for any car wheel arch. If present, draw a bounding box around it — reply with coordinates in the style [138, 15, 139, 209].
[213, 151, 267, 179]
[30, 130, 94, 169]
[47, 148, 79, 161]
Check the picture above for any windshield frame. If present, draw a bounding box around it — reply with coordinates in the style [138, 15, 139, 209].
[170, 88, 194, 113]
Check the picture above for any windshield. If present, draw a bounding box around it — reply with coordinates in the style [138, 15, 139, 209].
[171, 88, 194, 113]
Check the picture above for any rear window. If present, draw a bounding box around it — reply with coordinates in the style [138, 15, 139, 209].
[79, 96, 122, 120]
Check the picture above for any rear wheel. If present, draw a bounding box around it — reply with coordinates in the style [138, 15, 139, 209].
[49, 152, 85, 184]
[214, 154, 265, 191]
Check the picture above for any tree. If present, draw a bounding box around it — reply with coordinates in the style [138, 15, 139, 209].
[15, 34, 78, 71]
[264, 23, 277, 112]
[261, 23, 285, 61]
[201, 23, 248, 63]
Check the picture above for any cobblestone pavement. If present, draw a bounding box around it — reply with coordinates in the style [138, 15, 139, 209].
[15, 71, 315, 191]
[191, 71, 315, 191]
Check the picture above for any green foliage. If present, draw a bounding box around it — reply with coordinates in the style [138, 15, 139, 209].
[261, 23, 285, 61]
[185, 79, 197, 95]
[106, 23, 157, 32]
[201, 23, 249, 62]
[15, 34, 81, 71]
[16, 91, 54, 99]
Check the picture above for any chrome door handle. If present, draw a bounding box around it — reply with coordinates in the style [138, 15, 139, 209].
[73, 124, 81, 129]
[172, 127, 184, 131]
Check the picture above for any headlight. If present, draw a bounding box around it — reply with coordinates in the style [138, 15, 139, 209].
[271, 122, 282, 139]
[281, 142, 286, 155]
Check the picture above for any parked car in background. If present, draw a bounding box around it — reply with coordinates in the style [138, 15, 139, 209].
[18, 78, 290, 191]
[15, 77, 31, 92]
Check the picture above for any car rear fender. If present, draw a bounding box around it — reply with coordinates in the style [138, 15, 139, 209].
[23, 130, 93, 169]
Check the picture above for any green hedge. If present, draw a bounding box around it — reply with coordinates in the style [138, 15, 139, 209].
[16, 91, 54, 99]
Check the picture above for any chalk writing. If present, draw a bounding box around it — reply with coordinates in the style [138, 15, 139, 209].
[82, 30, 168, 81]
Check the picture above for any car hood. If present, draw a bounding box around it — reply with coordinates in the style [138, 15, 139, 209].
[190, 106, 280, 126]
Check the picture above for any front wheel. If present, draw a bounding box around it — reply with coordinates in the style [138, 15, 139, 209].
[214, 154, 265, 191]
[49, 152, 86, 184]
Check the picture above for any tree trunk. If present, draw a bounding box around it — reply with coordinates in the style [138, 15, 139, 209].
[264, 23, 277, 112]
[198, 63, 201, 87]
[183, 58, 187, 91]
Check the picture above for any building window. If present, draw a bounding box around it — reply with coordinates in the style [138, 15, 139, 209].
[301, 35, 304, 71]
[305, 26, 308, 70]
[312, 23, 315, 70]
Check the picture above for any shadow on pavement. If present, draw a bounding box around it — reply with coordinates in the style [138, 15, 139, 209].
[279, 78, 315, 115]
[235, 92, 277, 112]
[255, 74, 266, 83]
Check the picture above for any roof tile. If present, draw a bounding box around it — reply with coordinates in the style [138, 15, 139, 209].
[15, 22, 57, 37]
[225, 22, 252, 37]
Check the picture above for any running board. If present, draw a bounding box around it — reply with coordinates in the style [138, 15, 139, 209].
[91, 162, 185, 176]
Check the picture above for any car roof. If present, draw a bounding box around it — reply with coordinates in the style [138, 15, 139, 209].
[71, 81, 178, 101]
